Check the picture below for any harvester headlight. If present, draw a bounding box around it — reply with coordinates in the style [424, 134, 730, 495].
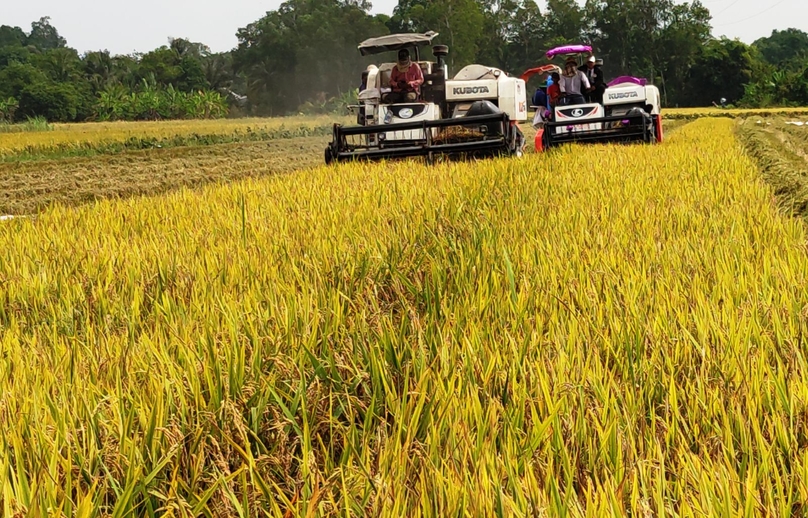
[399, 108, 414, 119]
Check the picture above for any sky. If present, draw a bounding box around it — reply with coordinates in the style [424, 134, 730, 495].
[2, 0, 805, 56]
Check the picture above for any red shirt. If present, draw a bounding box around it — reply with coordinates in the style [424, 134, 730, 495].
[390, 64, 424, 93]
[548, 84, 561, 104]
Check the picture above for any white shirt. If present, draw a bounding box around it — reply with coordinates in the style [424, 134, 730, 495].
[586, 67, 596, 84]
[559, 71, 590, 96]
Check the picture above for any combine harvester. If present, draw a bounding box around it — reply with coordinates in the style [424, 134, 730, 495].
[525, 44, 664, 151]
[324, 32, 528, 164]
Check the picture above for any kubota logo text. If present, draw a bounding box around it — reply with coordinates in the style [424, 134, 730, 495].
[608, 92, 639, 100]
[453, 86, 490, 95]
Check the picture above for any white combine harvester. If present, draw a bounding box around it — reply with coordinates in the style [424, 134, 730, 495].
[527, 44, 664, 150]
[324, 32, 528, 164]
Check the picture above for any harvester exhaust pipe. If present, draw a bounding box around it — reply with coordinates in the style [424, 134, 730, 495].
[433, 45, 449, 78]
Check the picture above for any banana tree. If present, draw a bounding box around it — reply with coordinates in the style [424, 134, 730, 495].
[0, 97, 19, 122]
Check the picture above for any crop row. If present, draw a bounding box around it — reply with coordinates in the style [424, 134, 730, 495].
[664, 106, 808, 120]
[737, 118, 808, 219]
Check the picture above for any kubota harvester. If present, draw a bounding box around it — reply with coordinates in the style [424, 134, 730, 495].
[524, 44, 664, 150]
[324, 32, 528, 164]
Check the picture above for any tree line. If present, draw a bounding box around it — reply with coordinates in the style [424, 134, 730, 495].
[1, 2, 807, 123]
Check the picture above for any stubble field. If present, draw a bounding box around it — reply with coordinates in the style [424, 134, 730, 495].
[1, 108, 808, 517]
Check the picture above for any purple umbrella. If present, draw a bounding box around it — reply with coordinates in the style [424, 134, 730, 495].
[546, 45, 593, 60]
[607, 76, 648, 87]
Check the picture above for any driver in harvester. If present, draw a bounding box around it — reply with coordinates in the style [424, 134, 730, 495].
[383, 48, 424, 103]
[559, 56, 590, 106]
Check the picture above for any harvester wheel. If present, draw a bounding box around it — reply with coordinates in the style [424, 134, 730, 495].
[541, 128, 553, 151]
[512, 125, 526, 157]
[324, 147, 334, 165]
[644, 115, 656, 144]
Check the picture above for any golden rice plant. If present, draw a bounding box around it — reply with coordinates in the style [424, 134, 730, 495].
[0, 114, 351, 160]
[1, 118, 808, 517]
[665, 106, 808, 120]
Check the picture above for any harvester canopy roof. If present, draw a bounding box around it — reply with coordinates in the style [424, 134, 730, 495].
[358, 32, 439, 56]
[546, 44, 593, 60]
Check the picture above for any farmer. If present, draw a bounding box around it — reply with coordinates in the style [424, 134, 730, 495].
[547, 72, 561, 107]
[383, 48, 424, 103]
[580, 55, 605, 104]
[559, 57, 590, 106]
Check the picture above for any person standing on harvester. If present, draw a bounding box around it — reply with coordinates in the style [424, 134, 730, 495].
[559, 57, 590, 106]
[580, 55, 605, 104]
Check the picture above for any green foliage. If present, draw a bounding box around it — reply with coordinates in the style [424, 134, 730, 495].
[0, 25, 26, 48]
[389, 0, 486, 68]
[0, 62, 92, 122]
[233, 0, 389, 116]
[740, 68, 808, 108]
[752, 28, 808, 70]
[17, 80, 87, 122]
[741, 28, 808, 108]
[26, 17, 66, 50]
[546, 0, 585, 43]
[136, 40, 211, 92]
[583, 0, 712, 107]
[0, 115, 53, 133]
[297, 89, 358, 115]
[95, 83, 228, 121]
[0, 20, 235, 122]
[0, 97, 19, 122]
[686, 38, 754, 107]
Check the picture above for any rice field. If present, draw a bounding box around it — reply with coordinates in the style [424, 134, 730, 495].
[665, 106, 808, 120]
[737, 116, 808, 219]
[2, 112, 808, 516]
[0, 115, 352, 161]
[0, 137, 327, 216]
[0, 118, 684, 217]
